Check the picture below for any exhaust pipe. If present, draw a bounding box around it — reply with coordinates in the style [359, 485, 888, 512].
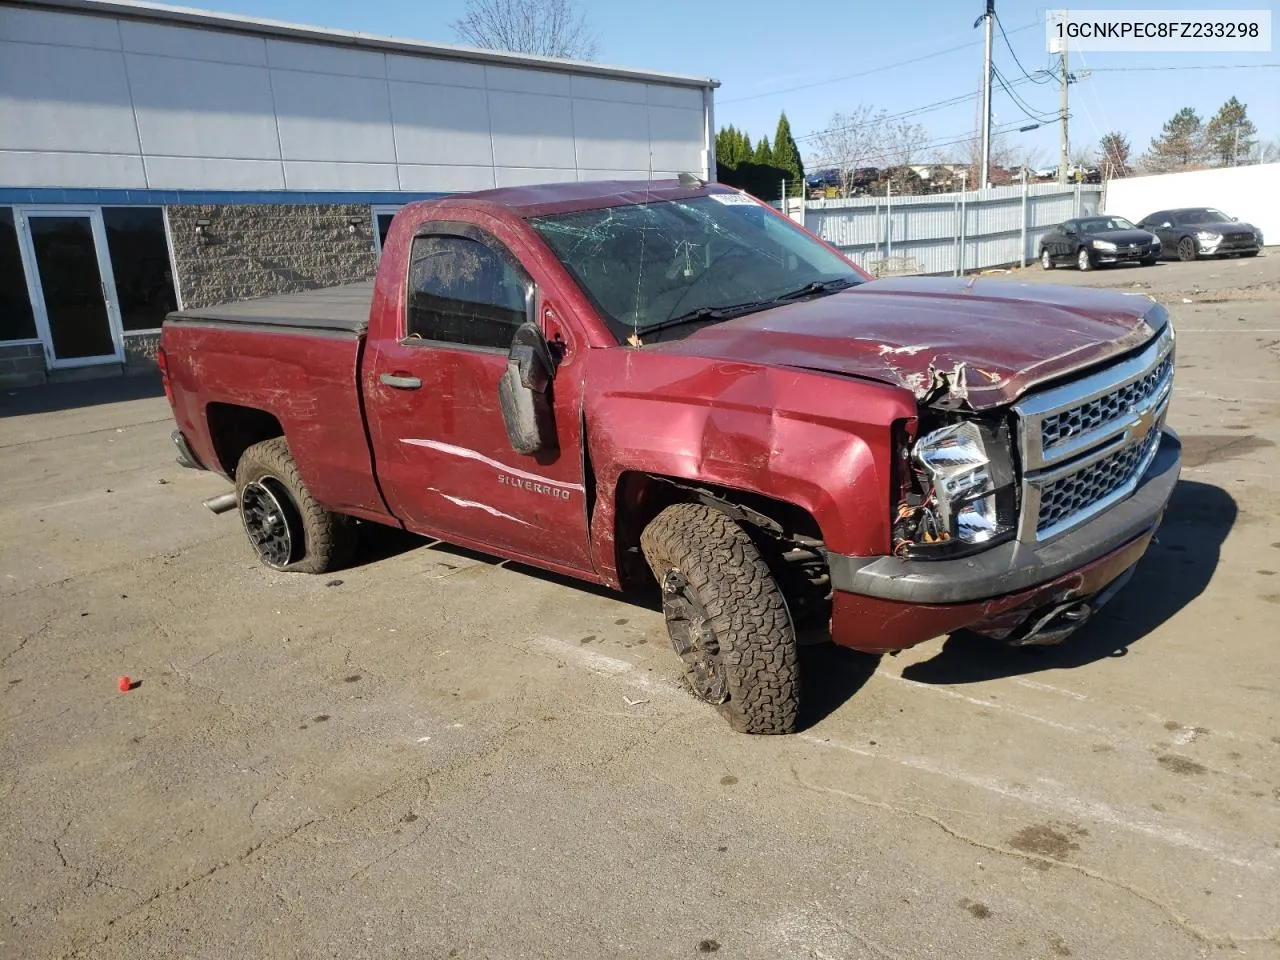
[203, 492, 238, 515]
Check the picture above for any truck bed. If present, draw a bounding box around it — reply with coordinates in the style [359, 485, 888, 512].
[167, 281, 374, 335]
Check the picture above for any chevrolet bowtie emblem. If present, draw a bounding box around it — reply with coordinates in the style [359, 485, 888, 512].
[1132, 406, 1157, 435]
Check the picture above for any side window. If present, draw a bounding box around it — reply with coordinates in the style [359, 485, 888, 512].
[406, 235, 527, 350]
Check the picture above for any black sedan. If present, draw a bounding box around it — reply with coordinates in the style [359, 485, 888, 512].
[1137, 208, 1263, 261]
[1039, 216, 1161, 271]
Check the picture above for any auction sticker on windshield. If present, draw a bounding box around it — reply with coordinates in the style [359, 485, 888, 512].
[707, 192, 757, 206]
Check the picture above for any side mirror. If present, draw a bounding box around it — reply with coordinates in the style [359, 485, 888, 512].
[498, 314, 558, 456]
[1231, 216, 1239, 222]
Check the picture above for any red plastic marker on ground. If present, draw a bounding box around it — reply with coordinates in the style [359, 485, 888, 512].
[117, 676, 131, 693]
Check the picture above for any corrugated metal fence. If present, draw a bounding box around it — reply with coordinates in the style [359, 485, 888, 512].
[777, 183, 1105, 277]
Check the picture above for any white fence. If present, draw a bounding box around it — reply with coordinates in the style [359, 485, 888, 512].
[778, 183, 1104, 276]
[1103, 163, 1279, 241]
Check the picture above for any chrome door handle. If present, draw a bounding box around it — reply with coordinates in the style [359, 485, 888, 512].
[380, 373, 422, 389]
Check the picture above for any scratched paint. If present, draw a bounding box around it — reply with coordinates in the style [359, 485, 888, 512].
[401, 438, 585, 491]
[427, 488, 532, 526]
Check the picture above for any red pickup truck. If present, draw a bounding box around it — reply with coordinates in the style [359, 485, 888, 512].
[160, 178, 1181, 734]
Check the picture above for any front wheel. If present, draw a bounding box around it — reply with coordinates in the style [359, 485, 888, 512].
[640, 503, 799, 734]
[1242, 250, 1259, 258]
[1040, 249, 1054, 270]
[1140, 256, 1158, 266]
[1178, 237, 1198, 261]
[235, 437, 355, 573]
[1077, 247, 1093, 271]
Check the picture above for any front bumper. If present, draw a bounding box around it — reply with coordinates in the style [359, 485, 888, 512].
[1094, 244, 1157, 263]
[827, 429, 1181, 653]
[1199, 236, 1260, 256]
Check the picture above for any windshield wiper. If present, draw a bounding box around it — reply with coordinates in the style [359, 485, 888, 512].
[775, 277, 862, 301]
[634, 277, 863, 342]
[639, 301, 774, 338]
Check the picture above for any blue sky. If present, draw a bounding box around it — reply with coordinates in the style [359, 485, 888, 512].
[188, 0, 1277, 169]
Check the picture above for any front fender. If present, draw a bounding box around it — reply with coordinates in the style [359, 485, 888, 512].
[581, 349, 916, 583]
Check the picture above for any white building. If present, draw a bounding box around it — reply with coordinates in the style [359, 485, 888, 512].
[0, 0, 718, 385]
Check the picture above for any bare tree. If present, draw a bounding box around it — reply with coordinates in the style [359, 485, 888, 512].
[810, 105, 885, 196]
[452, 0, 598, 60]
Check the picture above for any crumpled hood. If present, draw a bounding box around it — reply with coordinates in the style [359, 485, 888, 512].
[647, 276, 1166, 410]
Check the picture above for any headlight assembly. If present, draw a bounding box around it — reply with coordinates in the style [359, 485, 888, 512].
[1195, 230, 1220, 242]
[892, 419, 1018, 559]
[1092, 239, 1117, 251]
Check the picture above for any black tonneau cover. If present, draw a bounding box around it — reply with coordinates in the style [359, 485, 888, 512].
[165, 281, 374, 335]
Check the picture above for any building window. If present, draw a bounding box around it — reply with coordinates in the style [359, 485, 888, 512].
[102, 207, 178, 331]
[372, 205, 400, 257]
[0, 208, 38, 341]
[406, 235, 526, 350]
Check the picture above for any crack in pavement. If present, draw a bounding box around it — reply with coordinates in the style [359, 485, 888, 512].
[2, 623, 48, 666]
[789, 766, 1280, 950]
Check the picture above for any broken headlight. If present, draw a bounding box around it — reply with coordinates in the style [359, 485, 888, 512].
[892, 419, 1018, 559]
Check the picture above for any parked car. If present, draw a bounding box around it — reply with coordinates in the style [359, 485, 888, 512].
[1040, 216, 1161, 271]
[1138, 208, 1263, 261]
[159, 179, 1181, 735]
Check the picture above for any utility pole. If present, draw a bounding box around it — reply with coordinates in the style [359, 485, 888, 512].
[978, 0, 995, 188]
[1058, 12, 1069, 185]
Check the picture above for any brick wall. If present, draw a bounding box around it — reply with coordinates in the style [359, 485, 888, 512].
[167, 204, 377, 310]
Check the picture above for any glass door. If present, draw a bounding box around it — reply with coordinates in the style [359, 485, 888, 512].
[16, 208, 124, 367]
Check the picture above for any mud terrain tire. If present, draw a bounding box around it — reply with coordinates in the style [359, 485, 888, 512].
[640, 503, 799, 734]
[235, 437, 355, 574]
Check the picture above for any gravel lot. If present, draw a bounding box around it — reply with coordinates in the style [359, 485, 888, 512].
[3, 252, 1278, 960]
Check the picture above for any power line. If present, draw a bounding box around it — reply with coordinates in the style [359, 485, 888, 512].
[793, 73, 1041, 143]
[994, 11, 1051, 83]
[992, 63, 1058, 124]
[718, 20, 1039, 105]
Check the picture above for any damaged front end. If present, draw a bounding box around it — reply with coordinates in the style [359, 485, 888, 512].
[890, 404, 1020, 562]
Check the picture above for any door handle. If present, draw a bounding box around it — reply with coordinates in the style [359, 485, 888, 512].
[380, 373, 422, 390]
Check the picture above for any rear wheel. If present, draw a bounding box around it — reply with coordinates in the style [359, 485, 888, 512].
[640, 503, 799, 735]
[235, 437, 355, 573]
[1077, 247, 1092, 271]
[1177, 237, 1198, 261]
[1040, 249, 1054, 270]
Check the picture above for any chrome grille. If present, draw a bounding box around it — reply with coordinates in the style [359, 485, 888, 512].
[1041, 354, 1173, 452]
[1036, 420, 1163, 533]
[1013, 320, 1174, 542]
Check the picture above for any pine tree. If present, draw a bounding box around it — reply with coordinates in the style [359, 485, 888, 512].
[772, 111, 805, 193]
[753, 135, 773, 165]
[1141, 107, 1208, 172]
[1205, 97, 1257, 166]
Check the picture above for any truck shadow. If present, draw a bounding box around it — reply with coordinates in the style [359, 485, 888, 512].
[900, 479, 1236, 685]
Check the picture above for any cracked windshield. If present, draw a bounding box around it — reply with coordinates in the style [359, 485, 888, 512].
[529, 195, 862, 342]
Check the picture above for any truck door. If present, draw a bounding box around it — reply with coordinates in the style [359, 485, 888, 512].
[364, 221, 594, 574]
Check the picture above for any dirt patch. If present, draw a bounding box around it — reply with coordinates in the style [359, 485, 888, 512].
[959, 898, 993, 919]
[1157, 754, 1208, 775]
[1049, 934, 1072, 956]
[1008, 824, 1082, 860]
[1178, 434, 1274, 469]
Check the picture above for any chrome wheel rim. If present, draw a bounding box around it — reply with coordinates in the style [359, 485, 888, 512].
[240, 478, 300, 568]
[1078, 249, 1090, 270]
[1041, 250, 1051, 268]
[661, 569, 728, 704]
